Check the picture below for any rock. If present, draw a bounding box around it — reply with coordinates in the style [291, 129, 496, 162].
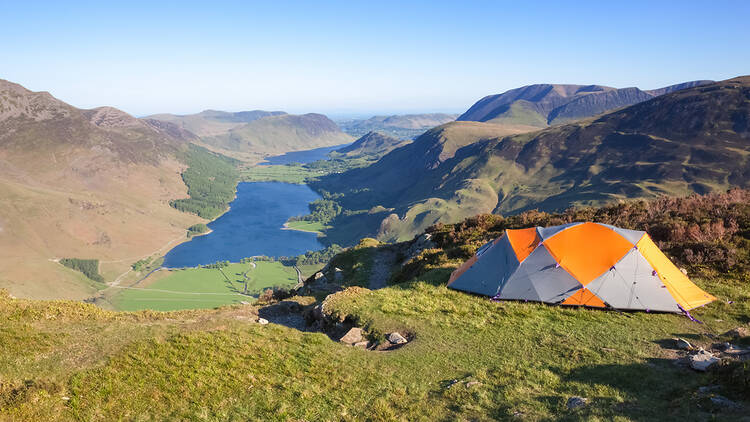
[674, 338, 693, 350]
[466, 381, 482, 387]
[710, 395, 741, 410]
[61, 396, 70, 401]
[387, 332, 408, 345]
[445, 379, 459, 389]
[679, 267, 688, 275]
[689, 349, 720, 371]
[698, 385, 720, 394]
[725, 326, 750, 338]
[566, 397, 588, 410]
[257, 318, 269, 325]
[334, 267, 344, 282]
[339, 327, 364, 345]
[240, 301, 250, 305]
[353, 341, 369, 349]
[314, 272, 325, 280]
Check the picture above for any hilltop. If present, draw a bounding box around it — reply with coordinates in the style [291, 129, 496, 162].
[313, 76, 750, 244]
[0, 79, 206, 300]
[458, 80, 712, 127]
[148, 110, 353, 159]
[1, 190, 748, 420]
[338, 113, 459, 139]
[333, 131, 410, 158]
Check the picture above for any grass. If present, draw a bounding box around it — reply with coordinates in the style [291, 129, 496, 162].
[110, 262, 298, 311]
[285, 220, 327, 234]
[1, 267, 747, 420]
[241, 163, 321, 184]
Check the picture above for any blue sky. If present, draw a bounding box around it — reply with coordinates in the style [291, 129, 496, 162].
[2, 1, 748, 117]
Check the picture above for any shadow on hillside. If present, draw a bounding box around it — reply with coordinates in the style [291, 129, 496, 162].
[257, 300, 309, 332]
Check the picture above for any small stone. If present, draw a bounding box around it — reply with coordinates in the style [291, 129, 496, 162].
[466, 381, 482, 387]
[689, 349, 720, 371]
[387, 332, 408, 344]
[339, 327, 364, 345]
[674, 338, 693, 350]
[257, 318, 269, 325]
[566, 397, 588, 410]
[679, 267, 688, 275]
[61, 396, 70, 401]
[314, 272, 325, 280]
[240, 301, 250, 305]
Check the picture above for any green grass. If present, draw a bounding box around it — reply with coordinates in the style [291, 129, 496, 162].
[1, 268, 747, 421]
[241, 164, 321, 184]
[111, 262, 298, 311]
[286, 220, 327, 234]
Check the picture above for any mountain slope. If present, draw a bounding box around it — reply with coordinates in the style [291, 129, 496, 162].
[458, 80, 713, 127]
[333, 131, 410, 158]
[338, 113, 459, 139]
[148, 110, 353, 158]
[315, 76, 750, 244]
[0, 79, 203, 300]
[202, 113, 353, 154]
[145, 110, 287, 137]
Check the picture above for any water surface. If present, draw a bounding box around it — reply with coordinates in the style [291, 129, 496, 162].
[163, 182, 323, 268]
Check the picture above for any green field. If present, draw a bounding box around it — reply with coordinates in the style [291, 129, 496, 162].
[241, 164, 321, 184]
[111, 262, 298, 311]
[285, 220, 327, 234]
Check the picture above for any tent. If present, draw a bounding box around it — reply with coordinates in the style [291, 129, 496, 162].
[447, 222, 715, 313]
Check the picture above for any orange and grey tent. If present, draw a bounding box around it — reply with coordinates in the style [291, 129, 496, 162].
[447, 222, 715, 313]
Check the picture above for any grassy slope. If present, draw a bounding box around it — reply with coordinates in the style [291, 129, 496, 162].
[110, 262, 298, 311]
[2, 192, 750, 420]
[285, 220, 327, 234]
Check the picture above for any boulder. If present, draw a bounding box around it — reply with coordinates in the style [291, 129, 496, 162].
[353, 341, 369, 349]
[387, 332, 408, 345]
[339, 327, 364, 345]
[689, 349, 720, 371]
[257, 318, 269, 325]
[566, 397, 588, 410]
[314, 272, 325, 281]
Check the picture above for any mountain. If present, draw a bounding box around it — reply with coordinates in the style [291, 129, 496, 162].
[333, 131, 410, 158]
[145, 110, 287, 137]
[314, 76, 750, 244]
[0, 79, 203, 300]
[201, 113, 353, 155]
[148, 111, 353, 158]
[458, 80, 713, 127]
[337, 113, 459, 139]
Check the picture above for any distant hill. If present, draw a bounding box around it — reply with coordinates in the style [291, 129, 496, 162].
[333, 131, 410, 158]
[148, 110, 352, 157]
[458, 80, 713, 126]
[145, 110, 287, 137]
[200, 113, 353, 154]
[337, 113, 459, 139]
[314, 76, 750, 244]
[0, 79, 203, 300]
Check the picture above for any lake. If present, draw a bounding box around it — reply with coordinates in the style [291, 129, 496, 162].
[162, 182, 323, 268]
[259, 143, 350, 165]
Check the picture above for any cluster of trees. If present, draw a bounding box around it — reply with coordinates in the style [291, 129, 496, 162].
[187, 223, 209, 237]
[60, 258, 104, 283]
[288, 198, 342, 225]
[200, 261, 230, 269]
[170, 145, 240, 219]
[293, 244, 343, 267]
[131, 257, 152, 271]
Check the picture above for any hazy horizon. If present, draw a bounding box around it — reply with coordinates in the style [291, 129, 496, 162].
[3, 1, 749, 117]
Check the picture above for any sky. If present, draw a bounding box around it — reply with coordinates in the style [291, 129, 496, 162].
[2, 1, 749, 117]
